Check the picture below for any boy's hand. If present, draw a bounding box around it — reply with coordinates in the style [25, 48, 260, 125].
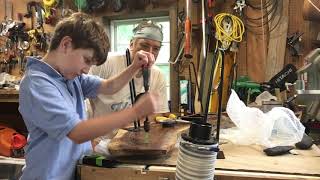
[132, 92, 160, 120]
[132, 50, 155, 70]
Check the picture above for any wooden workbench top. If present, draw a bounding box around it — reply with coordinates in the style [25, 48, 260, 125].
[78, 143, 320, 180]
[0, 89, 19, 102]
[114, 142, 320, 177]
[89, 115, 320, 177]
[0, 89, 19, 94]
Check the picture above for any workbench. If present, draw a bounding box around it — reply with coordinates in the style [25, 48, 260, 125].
[0, 89, 19, 102]
[0, 89, 26, 133]
[77, 143, 320, 180]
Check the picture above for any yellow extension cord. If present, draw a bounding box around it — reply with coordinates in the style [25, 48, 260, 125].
[214, 13, 245, 50]
[208, 13, 245, 112]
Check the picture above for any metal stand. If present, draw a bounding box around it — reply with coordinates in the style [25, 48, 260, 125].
[126, 49, 140, 130]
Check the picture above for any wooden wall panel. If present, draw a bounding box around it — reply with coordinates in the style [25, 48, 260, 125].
[2, 0, 55, 32]
[265, 0, 289, 81]
[2, 0, 319, 113]
[243, 6, 268, 83]
[0, 0, 55, 77]
[285, 0, 307, 69]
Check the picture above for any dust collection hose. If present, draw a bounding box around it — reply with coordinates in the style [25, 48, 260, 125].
[176, 122, 219, 180]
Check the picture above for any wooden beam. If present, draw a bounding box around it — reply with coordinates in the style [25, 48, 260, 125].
[265, 0, 289, 81]
[169, 5, 180, 113]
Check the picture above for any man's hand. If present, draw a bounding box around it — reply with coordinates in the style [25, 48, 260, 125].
[132, 92, 160, 120]
[131, 50, 155, 70]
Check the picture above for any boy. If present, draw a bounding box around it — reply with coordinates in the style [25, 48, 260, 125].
[18, 12, 160, 180]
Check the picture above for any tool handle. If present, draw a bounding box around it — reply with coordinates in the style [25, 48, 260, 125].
[184, 17, 192, 59]
[142, 67, 150, 92]
[144, 117, 150, 132]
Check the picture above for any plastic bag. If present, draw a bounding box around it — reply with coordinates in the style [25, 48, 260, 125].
[221, 90, 305, 148]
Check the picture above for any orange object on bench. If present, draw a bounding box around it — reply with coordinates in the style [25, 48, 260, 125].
[0, 125, 26, 157]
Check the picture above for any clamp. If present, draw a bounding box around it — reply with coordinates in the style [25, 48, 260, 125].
[234, 0, 246, 14]
[287, 32, 304, 56]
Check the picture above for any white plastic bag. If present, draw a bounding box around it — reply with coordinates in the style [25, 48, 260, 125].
[221, 90, 305, 148]
[266, 107, 305, 146]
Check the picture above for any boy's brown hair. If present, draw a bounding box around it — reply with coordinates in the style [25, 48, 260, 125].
[49, 12, 109, 65]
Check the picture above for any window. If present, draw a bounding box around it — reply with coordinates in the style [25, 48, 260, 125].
[110, 16, 170, 100]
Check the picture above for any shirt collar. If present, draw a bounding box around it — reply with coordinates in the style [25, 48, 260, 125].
[26, 56, 69, 81]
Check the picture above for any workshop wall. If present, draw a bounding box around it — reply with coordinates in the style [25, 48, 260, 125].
[170, 0, 320, 113]
[182, 0, 319, 83]
[0, 0, 56, 77]
[0, 0, 319, 114]
[0, 0, 58, 134]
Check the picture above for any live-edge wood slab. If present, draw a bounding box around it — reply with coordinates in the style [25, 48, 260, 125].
[108, 123, 189, 157]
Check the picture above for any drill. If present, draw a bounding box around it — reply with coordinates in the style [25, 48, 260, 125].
[142, 67, 150, 132]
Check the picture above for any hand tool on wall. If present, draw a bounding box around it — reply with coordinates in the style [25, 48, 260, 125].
[28, 28, 48, 51]
[184, 0, 192, 59]
[24, 1, 45, 29]
[287, 32, 303, 57]
[43, 0, 58, 24]
[233, 0, 246, 15]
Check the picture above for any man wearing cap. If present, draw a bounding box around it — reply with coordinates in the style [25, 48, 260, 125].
[88, 20, 169, 154]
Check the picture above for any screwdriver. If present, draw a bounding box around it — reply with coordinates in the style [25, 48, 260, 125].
[142, 67, 150, 132]
[142, 67, 150, 143]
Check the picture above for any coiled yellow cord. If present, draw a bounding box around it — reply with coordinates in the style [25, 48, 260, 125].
[214, 13, 245, 50]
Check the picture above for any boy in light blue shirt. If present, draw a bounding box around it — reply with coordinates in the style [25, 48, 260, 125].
[18, 12, 160, 180]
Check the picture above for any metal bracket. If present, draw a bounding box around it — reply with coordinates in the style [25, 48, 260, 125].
[234, 0, 246, 14]
[287, 32, 304, 56]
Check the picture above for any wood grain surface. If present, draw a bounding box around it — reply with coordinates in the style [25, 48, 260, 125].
[108, 123, 189, 157]
[115, 142, 320, 177]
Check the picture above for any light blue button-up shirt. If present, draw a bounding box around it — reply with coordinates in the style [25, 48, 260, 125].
[19, 57, 102, 180]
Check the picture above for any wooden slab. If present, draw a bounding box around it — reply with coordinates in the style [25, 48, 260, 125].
[108, 123, 189, 157]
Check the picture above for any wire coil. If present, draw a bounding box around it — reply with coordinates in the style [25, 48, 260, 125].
[214, 13, 245, 50]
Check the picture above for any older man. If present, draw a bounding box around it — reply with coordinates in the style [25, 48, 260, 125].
[88, 20, 169, 152]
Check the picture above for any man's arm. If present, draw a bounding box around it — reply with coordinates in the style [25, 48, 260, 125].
[97, 63, 139, 95]
[97, 50, 155, 95]
[68, 92, 160, 144]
